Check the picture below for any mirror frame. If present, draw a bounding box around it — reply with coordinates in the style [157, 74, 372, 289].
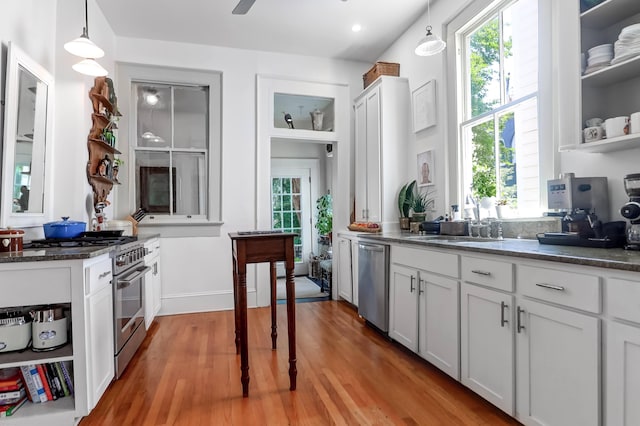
[1, 42, 54, 228]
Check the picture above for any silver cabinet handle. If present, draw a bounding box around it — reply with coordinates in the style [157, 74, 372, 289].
[535, 283, 565, 291]
[410, 275, 415, 293]
[418, 278, 424, 295]
[98, 271, 111, 279]
[471, 270, 491, 276]
[517, 306, 525, 333]
[500, 301, 508, 327]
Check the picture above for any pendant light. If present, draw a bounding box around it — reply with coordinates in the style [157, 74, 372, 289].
[65, 0, 108, 76]
[415, 0, 446, 56]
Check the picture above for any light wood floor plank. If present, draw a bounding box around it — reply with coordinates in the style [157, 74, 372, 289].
[80, 300, 520, 425]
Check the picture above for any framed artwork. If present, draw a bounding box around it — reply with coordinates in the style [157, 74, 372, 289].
[139, 166, 177, 213]
[412, 80, 436, 132]
[417, 150, 435, 187]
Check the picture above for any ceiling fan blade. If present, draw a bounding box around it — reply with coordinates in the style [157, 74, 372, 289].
[232, 0, 256, 15]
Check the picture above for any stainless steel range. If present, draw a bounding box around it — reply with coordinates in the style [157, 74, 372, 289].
[111, 239, 149, 378]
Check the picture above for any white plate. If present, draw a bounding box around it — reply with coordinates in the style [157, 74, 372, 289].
[620, 23, 640, 37]
[588, 44, 613, 54]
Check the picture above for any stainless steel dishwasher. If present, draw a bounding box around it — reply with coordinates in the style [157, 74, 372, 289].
[358, 241, 389, 333]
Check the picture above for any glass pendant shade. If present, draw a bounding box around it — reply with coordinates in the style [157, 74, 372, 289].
[415, 27, 446, 56]
[64, 32, 105, 59]
[72, 58, 108, 77]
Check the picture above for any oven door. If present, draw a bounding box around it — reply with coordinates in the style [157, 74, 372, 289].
[114, 264, 150, 354]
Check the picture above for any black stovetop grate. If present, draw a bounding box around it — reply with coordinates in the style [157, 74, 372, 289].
[25, 235, 138, 249]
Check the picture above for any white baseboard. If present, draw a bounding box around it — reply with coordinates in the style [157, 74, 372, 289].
[157, 289, 258, 316]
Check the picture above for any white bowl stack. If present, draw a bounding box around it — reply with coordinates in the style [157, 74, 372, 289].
[584, 43, 614, 74]
[612, 23, 640, 65]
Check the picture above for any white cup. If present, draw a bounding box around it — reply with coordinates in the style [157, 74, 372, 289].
[583, 126, 604, 142]
[630, 112, 640, 134]
[605, 116, 629, 139]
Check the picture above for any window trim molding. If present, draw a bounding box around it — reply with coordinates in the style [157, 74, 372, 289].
[444, 0, 555, 216]
[115, 62, 223, 236]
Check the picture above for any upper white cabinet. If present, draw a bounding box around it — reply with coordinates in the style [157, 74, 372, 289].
[354, 76, 410, 228]
[567, 0, 640, 152]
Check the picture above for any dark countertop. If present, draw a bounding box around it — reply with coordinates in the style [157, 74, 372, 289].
[358, 232, 640, 273]
[0, 245, 114, 263]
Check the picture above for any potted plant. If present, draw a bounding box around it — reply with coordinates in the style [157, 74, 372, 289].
[315, 194, 333, 243]
[495, 198, 509, 219]
[397, 180, 416, 230]
[411, 188, 435, 223]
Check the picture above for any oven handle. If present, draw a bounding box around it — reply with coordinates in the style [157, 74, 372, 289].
[116, 266, 151, 289]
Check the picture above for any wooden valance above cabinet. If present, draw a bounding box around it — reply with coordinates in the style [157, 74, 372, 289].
[86, 77, 122, 210]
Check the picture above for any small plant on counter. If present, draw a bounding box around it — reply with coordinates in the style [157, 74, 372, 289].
[397, 180, 417, 218]
[412, 188, 435, 214]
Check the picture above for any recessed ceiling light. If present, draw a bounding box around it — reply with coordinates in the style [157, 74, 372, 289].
[352, 24, 362, 32]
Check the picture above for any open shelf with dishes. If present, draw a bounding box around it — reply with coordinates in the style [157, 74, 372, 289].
[579, 0, 640, 153]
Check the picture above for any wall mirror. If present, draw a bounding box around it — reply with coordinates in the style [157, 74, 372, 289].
[1, 42, 54, 228]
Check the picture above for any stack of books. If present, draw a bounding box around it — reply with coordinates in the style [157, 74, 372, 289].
[18, 362, 74, 404]
[0, 368, 27, 417]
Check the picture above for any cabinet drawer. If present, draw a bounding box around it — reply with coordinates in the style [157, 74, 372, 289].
[85, 257, 113, 295]
[517, 265, 600, 313]
[392, 246, 459, 278]
[461, 256, 513, 292]
[607, 277, 640, 323]
[0, 267, 71, 306]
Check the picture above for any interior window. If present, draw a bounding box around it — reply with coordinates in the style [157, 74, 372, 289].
[457, 0, 540, 218]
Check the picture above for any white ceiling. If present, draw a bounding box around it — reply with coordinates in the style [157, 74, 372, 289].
[95, 0, 430, 63]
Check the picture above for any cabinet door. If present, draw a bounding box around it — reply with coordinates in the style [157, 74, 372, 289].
[607, 321, 640, 426]
[389, 264, 418, 351]
[461, 282, 514, 415]
[516, 299, 599, 426]
[144, 264, 154, 329]
[87, 283, 115, 410]
[364, 88, 381, 222]
[354, 98, 368, 222]
[153, 255, 162, 316]
[419, 272, 459, 379]
[337, 237, 353, 303]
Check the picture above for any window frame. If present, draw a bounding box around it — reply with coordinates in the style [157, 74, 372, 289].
[116, 63, 223, 237]
[444, 0, 556, 219]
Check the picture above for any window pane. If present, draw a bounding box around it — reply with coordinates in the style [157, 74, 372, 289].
[470, 120, 497, 200]
[272, 212, 282, 228]
[135, 83, 171, 148]
[282, 178, 291, 193]
[498, 112, 516, 203]
[272, 178, 282, 195]
[283, 212, 292, 228]
[173, 152, 207, 215]
[282, 195, 291, 211]
[504, 0, 538, 100]
[135, 151, 172, 214]
[174, 86, 208, 149]
[469, 15, 501, 117]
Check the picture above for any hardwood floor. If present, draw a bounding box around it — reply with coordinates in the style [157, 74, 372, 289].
[80, 301, 520, 426]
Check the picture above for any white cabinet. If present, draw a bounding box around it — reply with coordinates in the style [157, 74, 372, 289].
[84, 257, 114, 410]
[354, 76, 409, 228]
[460, 282, 514, 415]
[389, 245, 459, 379]
[144, 238, 162, 329]
[515, 298, 599, 426]
[336, 236, 353, 303]
[606, 321, 640, 426]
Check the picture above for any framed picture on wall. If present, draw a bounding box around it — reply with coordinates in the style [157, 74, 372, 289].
[139, 166, 177, 213]
[412, 80, 436, 132]
[417, 150, 435, 187]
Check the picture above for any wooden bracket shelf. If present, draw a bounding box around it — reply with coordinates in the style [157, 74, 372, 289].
[89, 138, 121, 155]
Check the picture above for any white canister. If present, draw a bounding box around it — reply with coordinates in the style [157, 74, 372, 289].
[604, 116, 629, 139]
[630, 112, 640, 134]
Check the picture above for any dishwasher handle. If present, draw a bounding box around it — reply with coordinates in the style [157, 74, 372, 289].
[359, 243, 386, 253]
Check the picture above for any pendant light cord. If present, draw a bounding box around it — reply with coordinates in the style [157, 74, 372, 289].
[84, 0, 90, 37]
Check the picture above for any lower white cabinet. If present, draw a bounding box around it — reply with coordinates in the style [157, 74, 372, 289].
[144, 238, 162, 329]
[84, 274, 114, 410]
[389, 245, 459, 379]
[337, 236, 353, 303]
[460, 282, 514, 415]
[606, 321, 640, 426]
[515, 298, 599, 426]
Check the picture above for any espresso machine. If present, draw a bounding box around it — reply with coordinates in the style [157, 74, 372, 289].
[541, 173, 625, 247]
[620, 173, 640, 249]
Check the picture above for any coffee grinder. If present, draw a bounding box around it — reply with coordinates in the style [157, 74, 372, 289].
[620, 173, 640, 249]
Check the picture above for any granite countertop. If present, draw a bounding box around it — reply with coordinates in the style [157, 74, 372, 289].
[0, 245, 115, 263]
[358, 232, 640, 273]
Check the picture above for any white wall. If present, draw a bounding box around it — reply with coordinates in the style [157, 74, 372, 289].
[2, 0, 116, 240]
[114, 38, 367, 314]
[378, 0, 638, 221]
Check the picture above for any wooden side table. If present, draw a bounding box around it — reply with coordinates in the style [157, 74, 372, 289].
[228, 231, 297, 397]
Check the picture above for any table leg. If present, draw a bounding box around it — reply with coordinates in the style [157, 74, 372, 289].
[270, 262, 277, 350]
[232, 255, 240, 354]
[285, 265, 297, 391]
[238, 264, 250, 397]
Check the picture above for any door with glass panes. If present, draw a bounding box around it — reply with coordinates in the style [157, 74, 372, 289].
[271, 167, 312, 276]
